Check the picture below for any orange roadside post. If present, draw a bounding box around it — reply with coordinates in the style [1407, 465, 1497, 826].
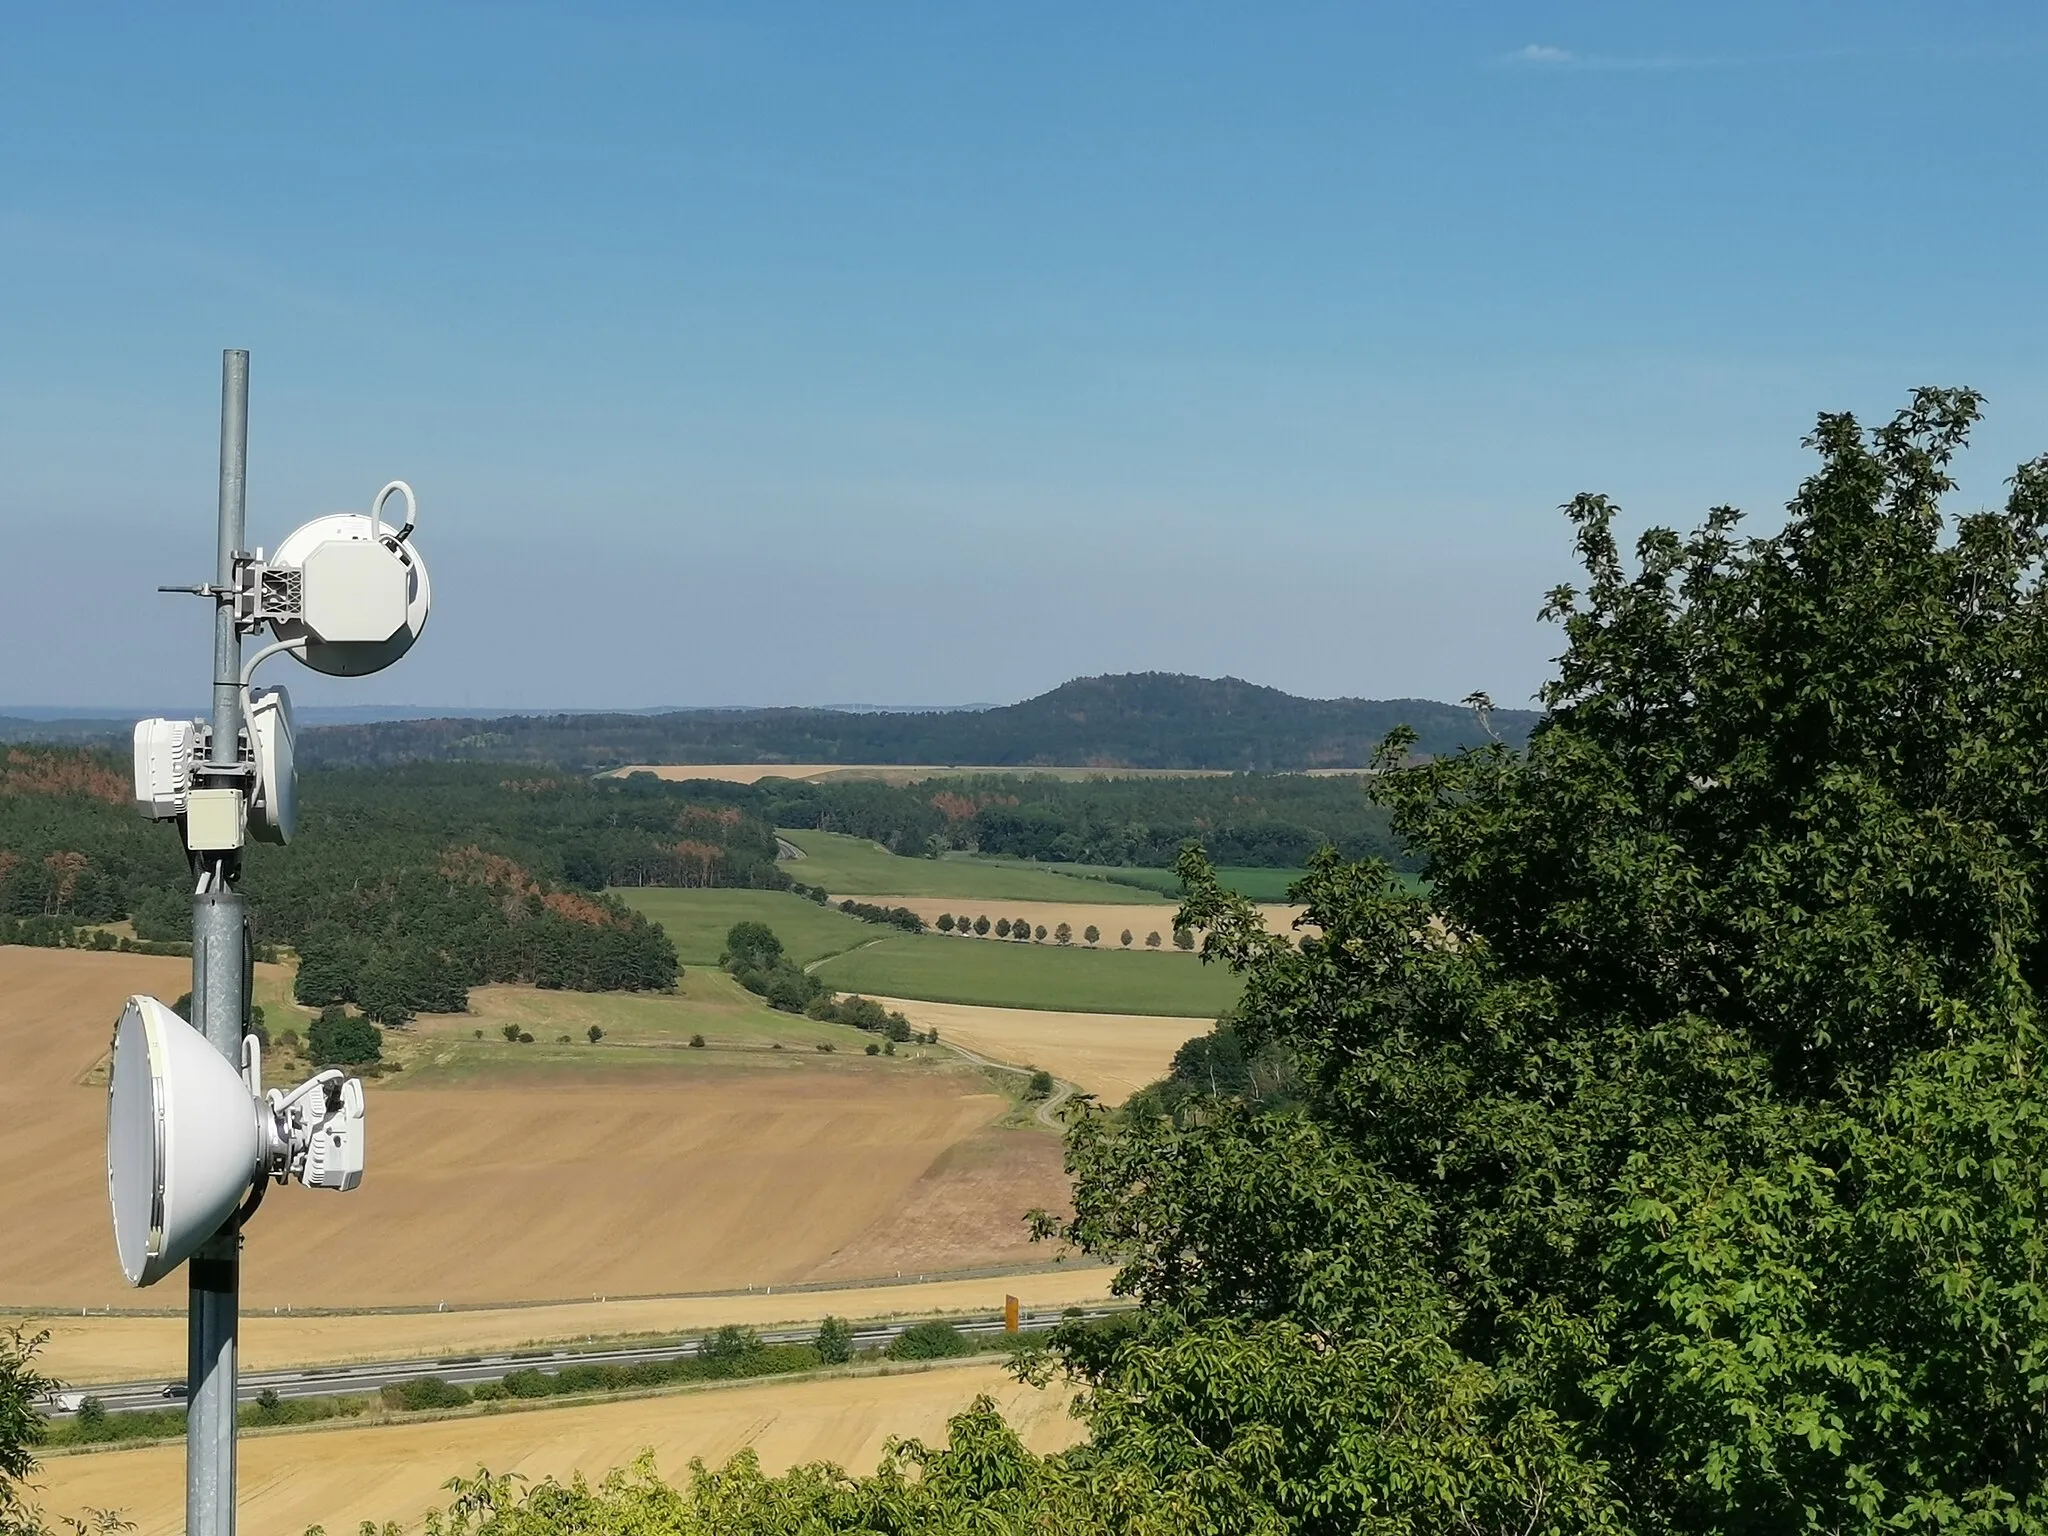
[1004, 1294, 1020, 1333]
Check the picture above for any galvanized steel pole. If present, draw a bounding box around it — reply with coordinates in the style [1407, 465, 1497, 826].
[188, 348, 250, 1536]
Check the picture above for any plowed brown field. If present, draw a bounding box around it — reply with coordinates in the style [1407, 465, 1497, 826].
[30, 1359, 1084, 1535]
[0, 950, 1069, 1312]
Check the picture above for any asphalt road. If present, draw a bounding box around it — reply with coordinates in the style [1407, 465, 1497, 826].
[56, 1308, 1110, 1417]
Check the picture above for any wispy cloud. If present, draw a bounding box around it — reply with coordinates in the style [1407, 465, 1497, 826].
[1498, 42, 1710, 71]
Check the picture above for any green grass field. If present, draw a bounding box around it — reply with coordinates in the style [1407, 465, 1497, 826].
[808, 932, 1243, 1016]
[617, 886, 877, 965]
[400, 969, 947, 1083]
[779, 829, 1169, 903]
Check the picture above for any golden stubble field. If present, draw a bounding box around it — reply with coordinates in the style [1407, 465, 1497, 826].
[30, 1359, 1084, 1535]
[0, 950, 1071, 1312]
[873, 996, 1209, 1105]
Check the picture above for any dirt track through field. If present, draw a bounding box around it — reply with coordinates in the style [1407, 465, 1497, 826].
[15, 1268, 1117, 1384]
[864, 996, 1210, 1106]
[30, 1360, 1084, 1535]
[0, 950, 1069, 1312]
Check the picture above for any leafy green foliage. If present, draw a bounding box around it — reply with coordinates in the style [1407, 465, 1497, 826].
[1026, 389, 2048, 1533]
[884, 1321, 973, 1361]
[382, 1378, 471, 1412]
[814, 1316, 854, 1365]
[307, 1006, 381, 1066]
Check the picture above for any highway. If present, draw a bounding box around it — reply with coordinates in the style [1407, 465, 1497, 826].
[55, 1308, 1109, 1417]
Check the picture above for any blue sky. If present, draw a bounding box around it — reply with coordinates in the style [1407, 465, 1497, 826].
[4, 3, 2045, 711]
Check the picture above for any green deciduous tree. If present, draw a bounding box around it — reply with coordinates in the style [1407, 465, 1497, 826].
[1035, 389, 2048, 1534]
[815, 1316, 854, 1365]
[723, 922, 783, 972]
[307, 1007, 381, 1066]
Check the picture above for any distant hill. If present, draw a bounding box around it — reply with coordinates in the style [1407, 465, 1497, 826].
[297, 674, 1537, 772]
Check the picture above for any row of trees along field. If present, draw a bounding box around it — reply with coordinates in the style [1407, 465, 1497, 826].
[17, 393, 2048, 1532]
[667, 769, 1417, 870]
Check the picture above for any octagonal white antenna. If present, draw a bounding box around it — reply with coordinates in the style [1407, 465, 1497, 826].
[258, 481, 432, 678]
[107, 997, 260, 1288]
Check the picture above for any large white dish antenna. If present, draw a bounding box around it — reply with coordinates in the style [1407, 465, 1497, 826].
[107, 996, 259, 1287]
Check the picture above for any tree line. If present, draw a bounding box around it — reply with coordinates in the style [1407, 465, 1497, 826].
[676, 769, 1416, 871]
[294, 673, 1536, 773]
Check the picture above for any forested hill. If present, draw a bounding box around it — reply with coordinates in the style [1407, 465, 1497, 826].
[300, 674, 1537, 771]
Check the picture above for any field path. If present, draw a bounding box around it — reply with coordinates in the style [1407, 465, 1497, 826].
[938, 1038, 1076, 1129]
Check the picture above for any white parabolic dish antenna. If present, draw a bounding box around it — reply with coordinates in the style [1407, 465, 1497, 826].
[267, 484, 432, 678]
[107, 996, 259, 1287]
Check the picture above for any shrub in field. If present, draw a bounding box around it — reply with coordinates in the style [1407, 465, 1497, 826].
[501, 1023, 520, 1041]
[1172, 926, 1194, 950]
[865, 1041, 880, 1055]
[1084, 924, 1099, 944]
[586, 1024, 603, 1043]
[1025, 1068, 1055, 1099]
[1144, 930, 1161, 947]
[815, 1042, 835, 1052]
[886, 1320, 973, 1361]
[517, 1031, 534, 1044]
[308, 1006, 380, 1065]
[381, 1376, 471, 1412]
[994, 918, 1012, 938]
[815, 1315, 854, 1364]
[688, 1033, 705, 1048]
[936, 912, 954, 932]
[1033, 924, 1047, 941]
[973, 915, 991, 936]
[1056, 922, 1073, 944]
[699, 1326, 764, 1368]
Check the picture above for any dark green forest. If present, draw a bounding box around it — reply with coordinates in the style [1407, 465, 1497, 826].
[0, 757, 726, 1019]
[293, 673, 1535, 772]
[686, 770, 1414, 870]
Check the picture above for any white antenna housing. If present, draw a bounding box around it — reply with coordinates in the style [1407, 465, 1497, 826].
[133, 718, 199, 820]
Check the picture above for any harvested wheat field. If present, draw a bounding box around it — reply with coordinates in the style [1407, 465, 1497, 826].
[875, 996, 1210, 1105]
[19, 1268, 1116, 1386]
[31, 1359, 1084, 1535]
[858, 895, 1307, 945]
[0, 949, 1069, 1311]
